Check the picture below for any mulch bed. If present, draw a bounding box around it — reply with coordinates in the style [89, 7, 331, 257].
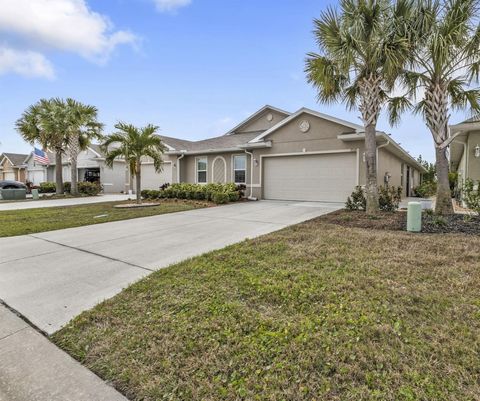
[317, 209, 480, 235]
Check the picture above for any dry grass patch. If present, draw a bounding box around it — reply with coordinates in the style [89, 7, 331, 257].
[52, 221, 480, 401]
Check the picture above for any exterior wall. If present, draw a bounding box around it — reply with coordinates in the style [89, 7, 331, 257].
[1, 159, 16, 180]
[247, 113, 365, 199]
[236, 109, 288, 133]
[179, 152, 251, 186]
[467, 131, 480, 181]
[99, 160, 128, 193]
[176, 112, 422, 201]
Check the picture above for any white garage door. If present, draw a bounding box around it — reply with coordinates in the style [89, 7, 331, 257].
[29, 170, 46, 185]
[3, 172, 15, 181]
[263, 153, 357, 202]
[141, 163, 172, 190]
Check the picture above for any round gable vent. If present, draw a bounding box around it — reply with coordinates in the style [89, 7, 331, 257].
[266, 113, 273, 122]
[299, 120, 310, 133]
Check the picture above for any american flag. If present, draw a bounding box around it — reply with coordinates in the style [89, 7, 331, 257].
[34, 148, 50, 164]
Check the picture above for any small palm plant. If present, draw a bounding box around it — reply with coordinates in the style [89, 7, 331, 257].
[102, 123, 167, 204]
[305, 0, 411, 214]
[389, 0, 480, 215]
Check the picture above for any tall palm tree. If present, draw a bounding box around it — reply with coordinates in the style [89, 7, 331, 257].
[63, 99, 103, 195]
[305, 0, 411, 214]
[102, 123, 166, 204]
[16, 99, 67, 194]
[389, 0, 480, 215]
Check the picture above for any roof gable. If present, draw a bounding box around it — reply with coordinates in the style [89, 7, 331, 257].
[1, 153, 29, 166]
[249, 108, 363, 143]
[224, 105, 291, 136]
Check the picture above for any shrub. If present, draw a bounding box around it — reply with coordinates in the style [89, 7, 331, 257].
[156, 183, 242, 203]
[345, 186, 366, 211]
[414, 181, 437, 198]
[78, 182, 102, 196]
[64, 182, 71, 193]
[38, 182, 56, 193]
[346, 185, 401, 212]
[212, 191, 230, 204]
[378, 186, 402, 212]
[141, 189, 160, 200]
[462, 179, 480, 213]
[227, 191, 240, 202]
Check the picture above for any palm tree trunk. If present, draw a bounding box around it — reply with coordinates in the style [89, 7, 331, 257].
[135, 160, 141, 204]
[424, 83, 453, 215]
[69, 133, 80, 196]
[365, 122, 379, 214]
[55, 151, 64, 195]
[435, 146, 453, 215]
[70, 157, 78, 195]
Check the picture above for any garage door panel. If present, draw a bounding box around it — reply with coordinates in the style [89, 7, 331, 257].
[263, 153, 357, 202]
[141, 163, 172, 190]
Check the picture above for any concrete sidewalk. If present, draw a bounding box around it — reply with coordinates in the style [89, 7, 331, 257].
[0, 305, 127, 401]
[0, 194, 131, 211]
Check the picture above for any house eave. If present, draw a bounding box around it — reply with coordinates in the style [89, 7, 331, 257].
[338, 132, 427, 173]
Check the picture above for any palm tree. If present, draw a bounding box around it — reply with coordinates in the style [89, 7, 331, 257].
[102, 123, 166, 204]
[305, 0, 411, 214]
[389, 0, 480, 215]
[16, 99, 67, 194]
[63, 99, 103, 195]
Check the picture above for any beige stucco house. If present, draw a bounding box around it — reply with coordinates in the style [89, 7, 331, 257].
[0, 153, 28, 182]
[154, 105, 424, 202]
[450, 115, 480, 188]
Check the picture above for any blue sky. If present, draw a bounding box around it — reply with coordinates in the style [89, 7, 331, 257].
[0, 0, 469, 162]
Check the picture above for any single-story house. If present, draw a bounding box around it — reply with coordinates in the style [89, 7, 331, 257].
[156, 105, 424, 202]
[450, 115, 480, 190]
[0, 153, 28, 182]
[18, 105, 424, 201]
[24, 145, 104, 186]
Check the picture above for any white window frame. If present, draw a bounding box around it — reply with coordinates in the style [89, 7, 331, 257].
[195, 156, 208, 184]
[232, 154, 247, 184]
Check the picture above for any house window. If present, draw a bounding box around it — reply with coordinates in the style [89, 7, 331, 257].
[233, 155, 246, 184]
[196, 157, 207, 183]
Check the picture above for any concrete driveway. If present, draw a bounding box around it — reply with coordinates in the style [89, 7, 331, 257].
[0, 200, 341, 334]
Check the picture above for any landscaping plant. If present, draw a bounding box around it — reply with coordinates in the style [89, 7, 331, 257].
[102, 123, 167, 204]
[346, 185, 402, 212]
[389, 0, 480, 215]
[306, 0, 411, 214]
[462, 178, 480, 213]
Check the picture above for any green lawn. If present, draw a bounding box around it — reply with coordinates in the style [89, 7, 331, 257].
[0, 200, 209, 237]
[52, 217, 480, 401]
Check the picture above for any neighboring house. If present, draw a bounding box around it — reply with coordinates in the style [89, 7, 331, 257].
[25, 146, 104, 186]
[0, 153, 28, 182]
[450, 115, 480, 193]
[157, 105, 424, 202]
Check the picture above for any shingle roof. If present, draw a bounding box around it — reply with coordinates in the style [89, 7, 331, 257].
[159, 132, 260, 152]
[1, 153, 28, 166]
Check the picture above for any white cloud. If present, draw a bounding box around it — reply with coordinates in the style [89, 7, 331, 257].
[153, 0, 191, 12]
[0, 46, 55, 79]
[0, 0, 137, 64]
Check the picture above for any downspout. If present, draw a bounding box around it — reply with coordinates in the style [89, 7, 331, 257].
[376, 139, 390, 185]
[244, 149, 257, 200]
[176, 151, 186, 183]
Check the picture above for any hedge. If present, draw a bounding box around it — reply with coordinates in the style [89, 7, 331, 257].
[141, 183, 244, 205]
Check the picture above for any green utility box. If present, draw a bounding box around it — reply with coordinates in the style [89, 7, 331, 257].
[0, 189, 27, 200]
[407, 202, 422, 232]
[31, 188, 40, 200]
